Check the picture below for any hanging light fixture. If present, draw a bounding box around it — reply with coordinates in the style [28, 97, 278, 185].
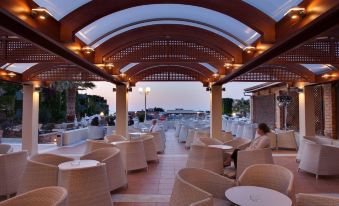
[284, 7, 306, 20]
[31, 7, 51, 20]
[244, 46, 256, 54]
[81, 46, 94, 55]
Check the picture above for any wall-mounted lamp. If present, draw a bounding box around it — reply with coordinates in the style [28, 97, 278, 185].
[82, 46, 94, 55]
[244, 46, 256, 54]
[289, 87, 304, 93]
[322, 73, 337, 79]
[31, 7, 51, 20]
[206, 87, 211, 92]
[105, 63, 114, 69]
[34, 86, 42, 92]
[284, 7, 306, 20]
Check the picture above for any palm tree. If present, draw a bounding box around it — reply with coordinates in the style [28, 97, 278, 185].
[51, 81, 95, 121]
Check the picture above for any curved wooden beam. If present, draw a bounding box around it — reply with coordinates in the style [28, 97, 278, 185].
[95, 24, 243, 64]
[129, 65, 209, 83]
[60, 0, 275, 43]
[126, 63, 213, 78]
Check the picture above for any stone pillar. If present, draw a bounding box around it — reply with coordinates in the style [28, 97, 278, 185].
[22, 84, 40, 155]
[115, 85, 128, 138]
[249, 96, 254, 123]
[298, 84, 316, 137]
[210, 85, 222, 139]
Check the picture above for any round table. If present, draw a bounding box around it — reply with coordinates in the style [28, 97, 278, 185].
[58, 160, 99, 170]
[225, 186, 292, 206]
[111, 140, 128, 145]
[208, 144, 233, 150]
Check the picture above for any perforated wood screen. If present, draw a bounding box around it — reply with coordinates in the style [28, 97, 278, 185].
[253, 94, 276, 128]
[104, 39, 232, 69]
[274, 39, 339, 64]
[313, 85, 325, 135]
[233, 66, 307, 82]
[279, 91, 299, 131]
[0, 37, 63, 63]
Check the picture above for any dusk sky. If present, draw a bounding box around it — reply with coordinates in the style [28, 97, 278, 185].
[80, 82, 262, 114]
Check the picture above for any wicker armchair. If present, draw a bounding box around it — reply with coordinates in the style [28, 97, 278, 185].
[276, 130, 298, 150]
[178, 125, 189, 143]
[169, 168, 235, 206]
[0, 144, 13, 154]
[185, 128, 196, 149]
[296, 136, 333, 162]
[104, 134, 127, 143]
[236, 148, 274, 178]
[0, 186, 67, 206]
[115, 141, 148, 172]
[238, 164, 295, 203]
[230, 122, 239, 136]
[80, 147, 128, 191]
[0, 151, 28, 198]
[149, 132, 165, 153]
[186, 145, 224, 174]
[18, 153, 73, 194]
[196, 137, 224, 146]
[58, 163, 113, 206]
[298, 141, 339, 179]
[267, 132, 277, 149]
[219, 132, 233, 143]
[84, 140, 115, 154]
[296, 193, 339, 206]
[242, 124, 256, 140]
[139, 134, 158, 162]
[224, 137, 251, 152]
[175, 123, 182, 137]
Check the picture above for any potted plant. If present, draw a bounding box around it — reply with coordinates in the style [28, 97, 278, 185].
[88, 117, 104, 139]
[106, 116, 116, 135]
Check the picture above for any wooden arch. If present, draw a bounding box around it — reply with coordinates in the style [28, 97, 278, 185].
[60, 0, 275, 43]
[128, 65, 210, 84]
[95, 24, 243, 64]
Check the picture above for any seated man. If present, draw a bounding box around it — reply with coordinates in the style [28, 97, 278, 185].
[230, 123, 271, 168]
[149, 119, 161, 133]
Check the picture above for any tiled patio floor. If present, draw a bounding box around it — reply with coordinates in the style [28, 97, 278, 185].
[49, 130, 339, 205]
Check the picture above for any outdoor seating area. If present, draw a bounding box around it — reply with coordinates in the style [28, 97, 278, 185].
[1, 0, 339, 205]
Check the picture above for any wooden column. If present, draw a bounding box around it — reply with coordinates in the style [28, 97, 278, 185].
[210, 85, 222, 139]
[298, 84, 316, 137]
[22, 84, 40, 155]
[115, 85, 128, 138]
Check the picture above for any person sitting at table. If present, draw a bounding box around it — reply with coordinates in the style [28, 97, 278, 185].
[230, 123, 271, 168]
[149, 119, 160, 133]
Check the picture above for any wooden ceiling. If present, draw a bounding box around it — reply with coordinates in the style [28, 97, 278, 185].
[0, 0, 338, 86]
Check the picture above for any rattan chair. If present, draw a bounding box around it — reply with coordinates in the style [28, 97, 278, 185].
[0, 144, 13, 154]
[196, 137, 224, 146]
[185, 128, 196, 149]
[186, 145, 224, 174]
[139, 134, 158, 162]
[149, 132, 165, 153]
[296, 136, 333, 162]
[238, 164, 295, 203]
[175, 123, 182, 137]
[0, 186, 67, 206]
[0, 151, 28, 198]
[236, 148, 274, 178]
[224, 137, 251, 152]
[298, 141, 339, 179]
[18, 153, 73, 194]
[104, 134, 127, 143]
[178, 125, 189, 143]
[296, 193, 339, 206]
[58, 163, 113, 206]
[169, 168, 235, 206]
[84, 140, 115, 154]
[115, 141, 148, 172]
[276, 130, 298, 150]
[80, 147, 128, 191]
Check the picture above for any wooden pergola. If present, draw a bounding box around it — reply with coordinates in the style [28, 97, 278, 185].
[0, 0, 338, 154]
